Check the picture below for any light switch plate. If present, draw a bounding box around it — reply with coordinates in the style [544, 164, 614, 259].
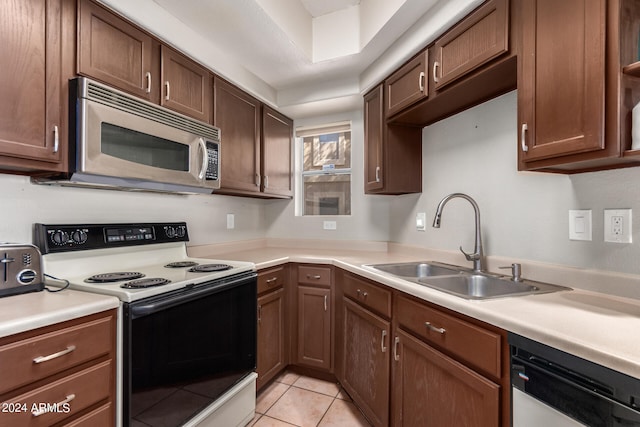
[569, 210, 592, 241]
[416, 212, 426, 231]
[604, 209, 632, 243]
[323, 221, 337, 230]
[226, 214, 235, 229]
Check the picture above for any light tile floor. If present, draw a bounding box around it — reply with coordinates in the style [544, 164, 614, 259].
[249, 371, 372, 427]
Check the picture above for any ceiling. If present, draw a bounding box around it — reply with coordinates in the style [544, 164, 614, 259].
[105, 0, 481, 118]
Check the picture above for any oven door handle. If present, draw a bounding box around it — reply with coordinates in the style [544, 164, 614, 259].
[128, 272, 256, 318]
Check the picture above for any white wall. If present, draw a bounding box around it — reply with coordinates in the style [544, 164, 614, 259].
[0, 175, 267, 246]
[389, 90, 640, 276]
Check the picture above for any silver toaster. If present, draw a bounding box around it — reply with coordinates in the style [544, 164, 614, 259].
[0, 243, 44, 297]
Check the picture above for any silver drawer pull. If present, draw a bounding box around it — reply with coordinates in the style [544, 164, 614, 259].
[32, 394, 75, 417]
[307, 274, 321, 280]
[324, 295, 328, 311]
[265, 277, 278, 284]
[425, 322, 446, 335]
[33, 345, 76, 364]
[381, 330, 387, 353]
[393, 336, 400, 361]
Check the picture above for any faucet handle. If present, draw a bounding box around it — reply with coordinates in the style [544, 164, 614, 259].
[499, 263, 522, 282]
[459, 246, 479, 261]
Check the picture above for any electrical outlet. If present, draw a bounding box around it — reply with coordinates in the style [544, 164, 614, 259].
[226, 214, 235, 229]
[604, 209, 632, 243]
[323, 221, 337, 230]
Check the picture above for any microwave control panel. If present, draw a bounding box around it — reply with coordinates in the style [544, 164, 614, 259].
[205, 141, 219, 181]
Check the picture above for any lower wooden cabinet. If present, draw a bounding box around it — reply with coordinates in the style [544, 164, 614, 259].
[257, 266, 288, 390]
[297, 285, 332, 370]
[391, 328, 500, 426]
[0, 310, 117, 426]
[341, 297, 390, 427]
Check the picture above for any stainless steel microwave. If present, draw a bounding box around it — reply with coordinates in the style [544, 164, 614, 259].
[35, 77, 220, 194]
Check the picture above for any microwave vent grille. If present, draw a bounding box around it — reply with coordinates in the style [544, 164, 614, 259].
[86, 83, 220, 142]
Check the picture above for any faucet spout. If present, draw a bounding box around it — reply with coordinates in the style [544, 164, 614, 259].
[432, 193, 485, 272]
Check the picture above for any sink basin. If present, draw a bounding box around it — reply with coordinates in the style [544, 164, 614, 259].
[365, 261, 570, 300]
[419, 274, 540, 300]
[367, 262, 463, 278]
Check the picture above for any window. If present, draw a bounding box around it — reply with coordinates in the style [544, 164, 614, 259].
[297, 122, 351, 216]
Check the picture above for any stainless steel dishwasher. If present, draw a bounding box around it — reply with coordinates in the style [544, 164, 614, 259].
[509, 333, 640, 426]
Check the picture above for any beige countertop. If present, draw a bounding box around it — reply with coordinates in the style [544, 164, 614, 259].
[192, 244, 640, 380]
[0, 289, 119, 339]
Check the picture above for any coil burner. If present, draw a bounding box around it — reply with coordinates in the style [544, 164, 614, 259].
[188, 264, 233, 273]
[85, 272, 145, 283]
[121, 278, 171, 289]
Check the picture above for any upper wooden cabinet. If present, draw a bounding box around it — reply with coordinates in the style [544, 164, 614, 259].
[78, 0, 159, 102]
[0, 0, 74, 173]
[385, 51, 429, 117]
[214, 77, 262, 195]
[432, 0, 509, 90]
[518, 0, 640, 172]
[364, 84, 422, 195]
[160, 45, 212, 123]
[388, 0, 517, 127]
[262, 106, 293, 198]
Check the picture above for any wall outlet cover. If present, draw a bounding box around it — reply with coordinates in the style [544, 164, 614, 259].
[323, 221, 337, 230]
[604, 209, 632, 243]
[416, 212, 426, 231]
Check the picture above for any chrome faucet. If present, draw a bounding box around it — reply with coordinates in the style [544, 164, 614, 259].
[432, 193, 485, 272]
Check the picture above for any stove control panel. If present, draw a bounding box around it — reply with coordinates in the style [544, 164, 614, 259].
[33, 222, 190, 254]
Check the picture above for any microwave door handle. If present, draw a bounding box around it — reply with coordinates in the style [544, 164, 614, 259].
[198, 138, 208, 180]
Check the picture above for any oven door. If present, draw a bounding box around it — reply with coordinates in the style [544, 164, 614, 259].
[122, 272, 256, 427]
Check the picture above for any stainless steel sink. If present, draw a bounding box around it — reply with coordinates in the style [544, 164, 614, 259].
[365, 261, 570, 300]
[368, 262, 463, 278]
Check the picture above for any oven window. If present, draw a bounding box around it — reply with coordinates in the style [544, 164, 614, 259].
[124, 276, 256, 427]
[101, 123, 190, 171]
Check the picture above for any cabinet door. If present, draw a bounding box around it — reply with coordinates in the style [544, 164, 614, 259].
[297, 285, 331, 370]
[214, 77, 261, 194]
[257, 288, 286, 390]
[433, 0, 509, 90]
[342, 298, 390, 427]
[518, 0, 606, 164]
[78, 0, 157, 100]
[386, 51, 429, 117]
[161, 45, 212, 123]
[391, 328, 499, 427]
[262, 106, 293, 198]
[364, 84, 384, 192]
[0, 0, 67, 170]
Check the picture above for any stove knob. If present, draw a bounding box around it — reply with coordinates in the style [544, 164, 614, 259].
[165, 226, 176, 238]
[51, 230, 69, 245]
[176, 227, 185, 238]
[71, 229, 88, 244]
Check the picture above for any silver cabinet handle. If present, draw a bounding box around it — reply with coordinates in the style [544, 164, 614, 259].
[33, 345, 76, 364]
[255, 173, 261, 187]
[393, 336, 400, 361]
[265, 277, 278, 285]
[433, 61, 440, 84]
[307, 274, 321, 280]
[145, 72, 152, 94]
[53, 125, 59, 154]
[198, 138, 208, 180]
[381, 330, 388, 353]
[32, 394, 75, 417]
[419, 71, 425, 92]
[425, 321, 446, 335]
[356, 289, 368, 299]
[165, 81, 171, 101]
[264, 175, 269, 189]
[521, 123, 529, 152]
[257, 305, 262, 323]
[324, 295, 328, 311]
[375, 166, 381, 183]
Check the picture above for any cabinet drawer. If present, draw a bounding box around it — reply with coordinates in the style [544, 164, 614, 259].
[298, 265, 331, 286]
[63, 402, 113, 426]
[1, 360, 112, 427]
[258, 265, 286, 294]
[396, 295, 501, 378]
[342, 272, 391, 318]
[0, 314, 114, 395]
